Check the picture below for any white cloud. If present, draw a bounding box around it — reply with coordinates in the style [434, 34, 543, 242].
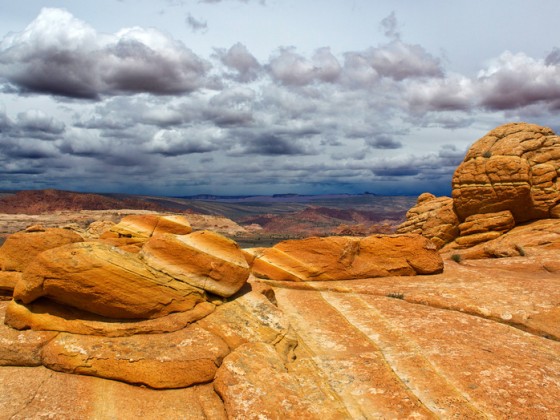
[0, 8, 209, 98]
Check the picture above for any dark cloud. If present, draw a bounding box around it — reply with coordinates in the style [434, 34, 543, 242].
[371, 164, 420, 177]
[366, 134, 402, 149]
[16, 110, 65, 138]
[231, 133, 315, 156]
[380, 11, 400, 41]
[3, 9, 560, 197]
[214, 43, 261, 82]
[186, 14, 208, 32]
[0, 109, 65, 141]
[545, 48, 560, 66]
[0, 8, 209, 99]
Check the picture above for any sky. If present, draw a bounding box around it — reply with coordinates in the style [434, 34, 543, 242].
[1, 1, 560, 197]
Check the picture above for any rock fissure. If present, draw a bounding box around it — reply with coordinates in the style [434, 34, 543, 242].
[8, 369, 54, 420]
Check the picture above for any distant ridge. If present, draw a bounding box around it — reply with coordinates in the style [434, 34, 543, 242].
[0, 189, 167, 214]
[178, 192, 380, 202]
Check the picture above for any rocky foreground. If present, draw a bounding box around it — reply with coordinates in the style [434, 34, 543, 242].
[1, 123, 560, 418]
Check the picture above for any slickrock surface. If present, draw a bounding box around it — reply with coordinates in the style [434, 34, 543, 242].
[247, 234, 443, 282]
[0, 366, 227, 419]
[4, 299, 216, 336]
[108, 214, 193, 238]
[2, 253, 560, 418]
[261, 253, 560, 418]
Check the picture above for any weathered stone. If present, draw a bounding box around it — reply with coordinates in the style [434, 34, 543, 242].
[42, 325, 229, 389]
[140, 230, 250, 297]
[4, 299, 215, 337]
[0, 271, 20, 294]
[249, 234, 443, 282]
[0, 227, 83, 272]
[109, 214, 192, 238]
[397, 194, 460, 248]
[214, 342, 329, 419]
[14, 242, 206, 319]
[0, 366, 227, 419]
[198, 290, 297, 360]
[452, 122, 560, 222]
[458, 210, 515, 236]
[444, 218, 560, 260]
[0, 301, 57, 366]
[274, 280, 560, 418]
[454, 231, 503, 248]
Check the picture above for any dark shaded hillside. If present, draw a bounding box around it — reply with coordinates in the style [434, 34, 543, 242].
[0, 189, 167, 214]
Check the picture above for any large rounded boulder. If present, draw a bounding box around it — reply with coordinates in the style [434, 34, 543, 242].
[452, 122, 560, 222]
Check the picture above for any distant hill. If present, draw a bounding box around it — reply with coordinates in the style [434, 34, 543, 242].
[0, 189, 416, 237]
[0, 189, 167, 214]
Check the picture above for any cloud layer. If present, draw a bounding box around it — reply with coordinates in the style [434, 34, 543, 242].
[1, 7, 559, 196]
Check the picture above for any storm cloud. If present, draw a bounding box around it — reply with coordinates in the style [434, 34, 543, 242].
[0, 8, 209, 98]
[1, 5, 560, 196]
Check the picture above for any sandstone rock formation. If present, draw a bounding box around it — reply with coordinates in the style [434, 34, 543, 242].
[396, 193, 459, 248]
[13, 242, 207, 319]
[399, 122, 560, 250]
[0, 225, 83, 297]
[453, 122, 560, 222]
[0, 226, 83, 273]
[140, 230, 250, 298]
[247, 234, 443, 281]
[99, 213, 193, 252]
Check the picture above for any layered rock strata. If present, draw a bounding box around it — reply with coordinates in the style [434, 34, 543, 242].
[399, 122, 560, 251]
[247, 234, 443, 281]
[396, 193, 459, 248]
[452, 122, 560, 222]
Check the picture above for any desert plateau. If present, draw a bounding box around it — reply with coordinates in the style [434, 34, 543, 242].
[0, 123, 559, 419]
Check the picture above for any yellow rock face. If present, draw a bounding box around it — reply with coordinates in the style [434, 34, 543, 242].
[13, 242, 206, 319]
[396, 194, 460, 248]
[0, 227, 83, 272]
[109, 214, 192, 238]
[140, 230, 251, 297]
[249, 234, 443, 282]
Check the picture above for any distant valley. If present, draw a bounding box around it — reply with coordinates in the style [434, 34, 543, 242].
[0, 189, 417, 247]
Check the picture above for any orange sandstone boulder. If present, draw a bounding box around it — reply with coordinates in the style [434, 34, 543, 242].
[0, 226, 83, 272]
[248, 234, 443, 282]
[396, 193, 459, 248]
[41, 325, 229, 389]
[452, 122, 560, 222]
[13, 242, 206, 319]
[4, 298, 215, 336]
[100, 214, 192, 251]
[140, 230, 251, 297]
[108, 214, 192, 238]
